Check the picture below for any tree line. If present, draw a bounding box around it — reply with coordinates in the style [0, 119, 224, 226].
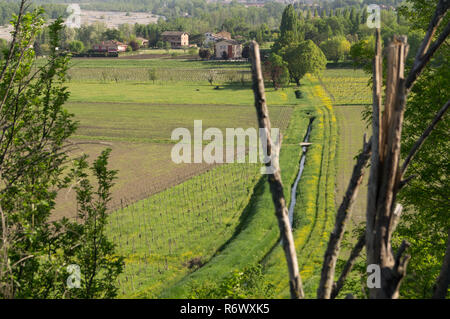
[1, 1, 406, 55]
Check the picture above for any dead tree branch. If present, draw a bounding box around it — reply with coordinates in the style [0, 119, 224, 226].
[331, 234, 366, 299]
[405, 0, 450, 91]
[401, 99, 450, 174]
[250, 41, 304, 299]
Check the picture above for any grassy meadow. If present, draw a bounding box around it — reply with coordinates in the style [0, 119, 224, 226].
[57, 56, 294, 221]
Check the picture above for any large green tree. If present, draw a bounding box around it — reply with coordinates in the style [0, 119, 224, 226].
[320, 36, 351, 62]
[281, 40, 327, 85]
[263, 52, 289, 90]
[280, 4, 299, 37]
[69, 40, 85, 54]
[273, 4, 303, 52]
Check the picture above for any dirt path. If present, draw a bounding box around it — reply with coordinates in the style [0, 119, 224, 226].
[334, 105, 370, 230]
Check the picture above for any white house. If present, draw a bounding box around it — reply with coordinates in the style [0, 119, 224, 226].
[215, 39, 242, 59]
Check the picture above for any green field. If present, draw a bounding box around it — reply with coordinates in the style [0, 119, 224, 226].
[107, 161, 262, 297]
[333, 105, 370, 229]
[56, 57, 294, 221]
[158, 92, 314, 298]
[59, 54, 370, 299]
[319, 69, 371, 230]
[66, 102, 292, 143]
[68, 67, 251, 82]
[66, 57, 249, 69]
[319, 68, 371, 106]
[66, 82, 298, 105]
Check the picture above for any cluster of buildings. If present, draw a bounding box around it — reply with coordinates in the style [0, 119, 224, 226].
[204, 30, 242, 59]
[92, 40, 128, 53]
[89, 29, 243, 59]
[91, 37, 149, 53]
[158, 30, 242, 59]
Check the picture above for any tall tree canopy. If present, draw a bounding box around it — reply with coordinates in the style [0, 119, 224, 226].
[281, 40, 327, 85]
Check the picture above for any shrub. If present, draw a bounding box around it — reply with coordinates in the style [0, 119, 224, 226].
[129, 39, 140, 51]
[187, 265, 275, 299]
[199, 48, 211, 60]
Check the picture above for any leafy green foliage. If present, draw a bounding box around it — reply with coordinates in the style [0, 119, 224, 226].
[187, 265, 275, 299]
[65, 149, 124, 299]
[349, 36, 375, 72]
[128, 40, 140, 52]
[280, 4, 299, 38]
[0, 10, 77, 298]
[320, 36, 351, 63]
[281, 40, 327, 85]
[262, 52, 289, 90]
[272, 5, 303, 53]
[69, 40, 85, 54]
[397, 50, 450, 299]
[0, 39, 7, 60]
[199, 48, 211, 59]
[0, 6, 123, 299]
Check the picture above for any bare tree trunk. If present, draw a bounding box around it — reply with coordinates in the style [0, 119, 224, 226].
[318, 136, 371, 299]
[366, 28, 383, 274]
[366, 33, 411, 299]
[250, 41, 304, 299]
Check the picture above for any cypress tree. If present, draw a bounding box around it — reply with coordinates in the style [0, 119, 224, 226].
[280, 4, 299, 37]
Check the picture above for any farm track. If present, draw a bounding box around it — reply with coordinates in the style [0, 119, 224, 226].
[333, 105, 370, 232]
